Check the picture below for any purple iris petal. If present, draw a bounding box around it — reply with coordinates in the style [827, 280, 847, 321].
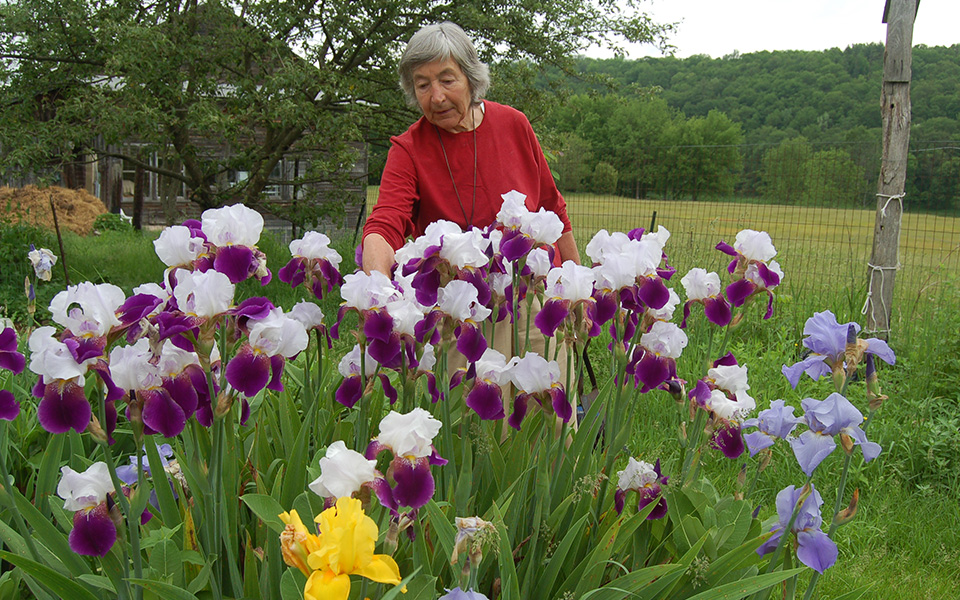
[378, 373, 398, 404]
[455, 323, 487, 364]
[465, 381, 505, 420]
[318, 260, 344, 296]
[117, 294, 163, 326]
[781, 355, 831, 389]
[69, 503, 117, 557]
[619, 286, 642, 313]
[371, 476, 397, 511]
[213, 245, 256, 283]
[796, 529, 839, 574]
[0, 390, 20, 421]
[865, 338, 896, 366]
[162, 372, 199, 419]
[414, 311, 442, 345]
[550, 387, 571, 423]
[426, 373, 441, 403]
[278, 257, 306, 288]
[428, 448, 448, 466]
[713, 352, 738, 368]
[38, 381, 91, 434]
[391, 457, 435, 510]
[499, 230, 535, 262]
[364, 310, 394, 343]
[680, 301, 694, 329]
[234, 297, 275, 322]
[636, 484, 668, 520]
[743, 431, 775, 455]
[715, 240, 737, 256]
[633, 352, 671, 392]
[614, 489, 626, 514]
[267, 355, 285, 392]
[725, 279, 755, 307]
[461, 269, 491, 306]
[65, 336, 106, 365]
[335, 375, 362, 408]
[592, 291, 618, 326]
[225, 345, 271, 398]
[534, 299, 569, 338]
[742, 399, 801, 456]
[688, 379, 711, 408]
[0, 340, 26, 376]
[141, 389, 187, 438]
[508, 394, 530, 430]
[789, 431, 837, 477]
[756, 262, 781, 288]
[156, 312, 198, 344]
[637, 277, 669, 310]
[704, 296, 733, 326]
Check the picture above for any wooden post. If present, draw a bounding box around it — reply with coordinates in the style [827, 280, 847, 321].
[865, 0, 916, 337]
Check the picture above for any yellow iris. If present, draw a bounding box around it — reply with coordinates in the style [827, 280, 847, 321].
[280, 497, 402, 600]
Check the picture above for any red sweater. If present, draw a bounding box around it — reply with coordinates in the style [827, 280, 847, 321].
[364, 101, 573, 250]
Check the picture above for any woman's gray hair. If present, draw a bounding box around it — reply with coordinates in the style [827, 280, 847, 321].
[398, 22, 491, 106]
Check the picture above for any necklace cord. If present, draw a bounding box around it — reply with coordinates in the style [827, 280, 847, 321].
[434, 104, 478, 228]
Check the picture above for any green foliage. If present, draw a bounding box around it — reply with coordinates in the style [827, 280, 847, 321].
[592, 161, 618, 195]
[0, 221, 58, 324]
[91, 213, 133, 234]
[759, 138, 868, 207]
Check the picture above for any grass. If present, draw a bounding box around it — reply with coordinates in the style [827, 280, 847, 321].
[7, 203, 960, 599]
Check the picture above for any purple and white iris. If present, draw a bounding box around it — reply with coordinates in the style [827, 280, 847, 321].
[431, 280, 492, 363]
[741, 399, 803, 456]
[456, 349, 510, 420]
[200, 204, 271, 285]
[680, 268, 732, 328]
[716, 229, 782, 318]
[534, 261, 599, 339]
[781, 311, 895, 389]
[366, 408, 447, 512]
[757, 484, 838, 573]
[308, 440, 380, 507]
[790, 393, 881, 477]
[689, 358, 756, 458]
[335, 344, 396, 407]
[277, 231, 344, 300]
[614, 457, 668, 519]
[626, 320, 688, 393]
[153, 225, 207, 271]
[505, 352, 568, 430]
[226, 307, 308, 397]
[57, 462, 118, 557]
[496, 190, 563, 262]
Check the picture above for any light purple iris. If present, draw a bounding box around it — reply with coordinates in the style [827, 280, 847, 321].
[742, 399, 803, 456]
[27, 245, 58, 281]
[277, 231, 344, 300]
[505, 352, 568, 430]
[790, 393, 881, 477]
[0, 327, 26, 420]
[366, 409, 447, 512]
[57, 463, 118, 557]
[614, 457, 668, 519]
[781, 311, 895, 389]
[757, 484, 838, 573]
[680, 268, 732, 327]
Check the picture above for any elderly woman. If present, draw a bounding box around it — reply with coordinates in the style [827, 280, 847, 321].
[362, 21, 580, 274]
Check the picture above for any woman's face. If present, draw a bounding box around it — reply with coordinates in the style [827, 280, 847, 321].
[412, 58, 474, 133]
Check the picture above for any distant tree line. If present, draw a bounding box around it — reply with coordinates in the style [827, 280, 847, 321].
[534, 44, 960, 211]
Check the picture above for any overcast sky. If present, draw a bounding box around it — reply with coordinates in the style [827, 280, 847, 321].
[589, 0, 958, 59]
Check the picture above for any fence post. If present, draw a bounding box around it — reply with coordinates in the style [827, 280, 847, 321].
[865, 0, 916, 338]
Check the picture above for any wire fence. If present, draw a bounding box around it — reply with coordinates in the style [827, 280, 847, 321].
[366, 140, 959, 341]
